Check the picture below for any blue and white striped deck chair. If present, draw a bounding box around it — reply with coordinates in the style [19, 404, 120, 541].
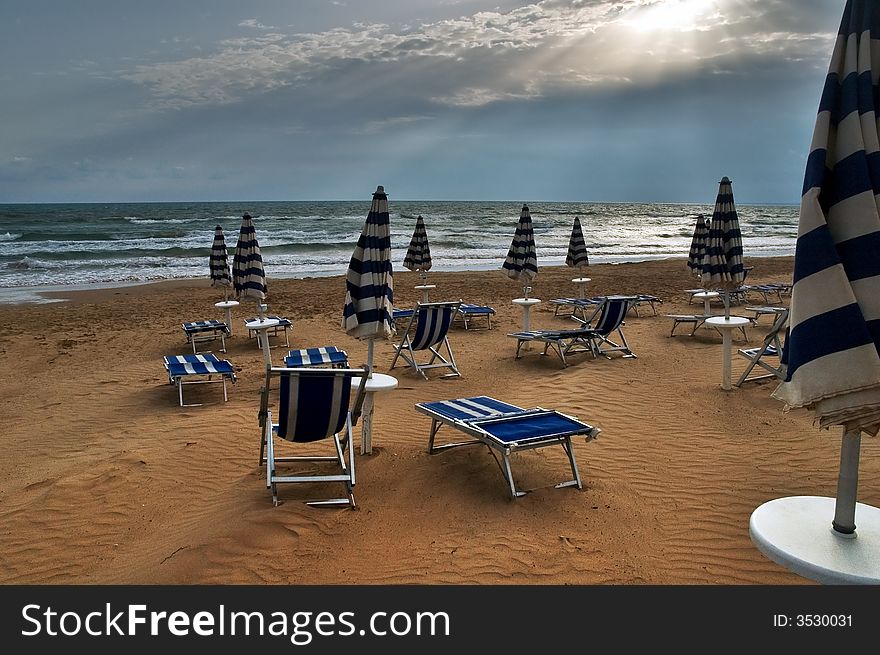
[389, 301, 462, 379]
[508, 296, 636, 367]
[259, 367, 368, 508]
[182, 320, 229, 354]
[415, 395, 600, 498]
[284, 346, 349, 368]
[163, 354, 237, 407]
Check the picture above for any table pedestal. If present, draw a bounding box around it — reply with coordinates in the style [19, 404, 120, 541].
[512, 298, 541, 350]
[414, 284, 436, 304]
[693, 291, 719, 316]
[704, 316, 750, 390]
[215, 300, 239, 335]
[244, 318, 280, 368]
[572, 277, 591, 300]
[750, 496, 880, 584]
[354, 373, 398, 455]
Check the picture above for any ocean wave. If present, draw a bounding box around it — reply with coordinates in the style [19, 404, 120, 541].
[0, 232, 21, 242]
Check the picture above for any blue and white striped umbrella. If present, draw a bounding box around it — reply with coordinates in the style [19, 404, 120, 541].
[700, 177, 744, 316]
[209, 225, 232, 292]
[502, 203, 538, 289]
[342, 186, 394, 348]
[773, 1, 880, 436]
[565, 216, 589, 268]
[232, 212, 267, 302]
[402, 214, 432, 275]
[686, 214, 708, 275]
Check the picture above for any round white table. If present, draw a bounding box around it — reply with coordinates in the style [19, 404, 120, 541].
[750, 496, 880, 584]
[353, 373, 398, 455]
[414, 284, 436, 304]
[704, 316, 751, 390]
[572, 277, 591, 300]
[244, 317, 280, 368]
[215, 300, 239, 335]
[692, 290, 720, 315]
[512, 297, 542, 351]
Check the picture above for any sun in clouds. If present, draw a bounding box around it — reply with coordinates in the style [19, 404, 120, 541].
[623, 0, 718, 33]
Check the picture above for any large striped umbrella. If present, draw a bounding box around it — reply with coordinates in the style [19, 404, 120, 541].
[402, 214, 432, 281]
[565, 216, 589, 268]
[700, 177, 744, 317]
[768, 0, 880, 548]
[686, 214, 708, 275]
[209, 225, 232, 298]
[502, 203, 538, 297]
[232, 212, 267, 312]
[342, 186, 394, 373]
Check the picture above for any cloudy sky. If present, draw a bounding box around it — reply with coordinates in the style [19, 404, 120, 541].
[0, 0, 845, 203]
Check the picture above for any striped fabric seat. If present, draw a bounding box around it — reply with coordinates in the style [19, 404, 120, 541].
[284, 346, 349, 368]
[245, 314, 291, 348]
[415, 395, 600, 498]
[508, 297, 637, 367]
[163, 354, 236, 407]
[390, 301, 462, 379]
[259, 367, 369, 508]
[182, 320, 229, 354]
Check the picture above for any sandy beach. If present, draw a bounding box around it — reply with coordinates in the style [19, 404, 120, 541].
[0, 255, 875, 585]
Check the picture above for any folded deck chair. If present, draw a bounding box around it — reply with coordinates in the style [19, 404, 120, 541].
[415, 395, 600, 498]
[508, 296, 637, 367]
[284, 346, 349, 368]
[258, 366, 368, 507]
[735, 308, 789, 387]
[245, 314, 292, 349]
[163, 353, 236, 407]
[454, 303, 496, 330]
[182, 320, 229, 354]
[390, 301, 462, 379]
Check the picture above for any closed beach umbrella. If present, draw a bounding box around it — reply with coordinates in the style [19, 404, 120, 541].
[232, 212, 267, 310]
[342, 185, 394, 373]
[700, 177, 744, 317]
[403, 214, 432, 280]
[769, 0, 880, 548]
[686, 214, 708, 275]
[502, 203, 538, 297]
[565, 216, 589, 268]
[209, 225, 232, 298]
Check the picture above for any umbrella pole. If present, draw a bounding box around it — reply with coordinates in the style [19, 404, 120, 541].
[832, 428, 861, 536]
[366, 339, 374, 379]
[723, 290, 731, 319]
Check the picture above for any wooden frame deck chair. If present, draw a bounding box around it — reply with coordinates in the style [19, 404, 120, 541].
[182, 320, 229, 354]
[735, 308, 789, 387]
[163, 354, 237, 407]
[390, 301, 462, 379]
[415, 395, 600, 498]
[284, 346, 349, 368]
[508, 296, 636, 367]
[258, 367, 368, 508]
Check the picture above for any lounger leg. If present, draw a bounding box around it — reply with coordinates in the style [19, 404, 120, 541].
[178, 381, 184, 407]
[560, 437, 583, 490]
[500, 451, 526, 498]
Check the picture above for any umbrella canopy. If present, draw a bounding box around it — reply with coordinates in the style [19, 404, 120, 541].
[686, 214, 708, 274]
[402, 214, 432, 275]
[565, 216, 589, 268]
[502, 203, 538, 292]
[342, 186, 394, 347]
[747, 1, 880, 573]
[700, 177, 744, 316]
[209, 225, 232, 291]
[232, 212, 267, 303]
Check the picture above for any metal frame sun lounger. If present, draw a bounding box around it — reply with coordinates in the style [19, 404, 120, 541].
[164, 353, 237, 407]
[245, 314, 292, 348]
[415, 395, 600, 498]
[182, 320, 230, 354]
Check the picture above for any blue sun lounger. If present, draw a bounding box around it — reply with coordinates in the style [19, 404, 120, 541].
[182, 320, 230, 354]
[415, 395, 600, 498]
[284, 346, 349, 368]
[164, 353, 237, 407]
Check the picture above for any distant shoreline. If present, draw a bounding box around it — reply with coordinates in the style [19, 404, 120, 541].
[0, 254, 794, 306]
